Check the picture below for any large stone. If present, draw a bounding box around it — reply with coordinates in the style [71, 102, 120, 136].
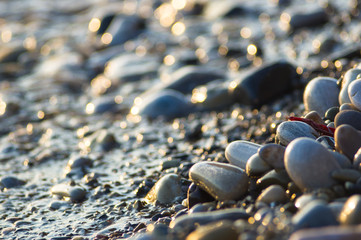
[334, 110, 361, 131]
[189, 162, 249, 201]
[284, 138, 341, 191]
[335, 124, 361, 160]
[339, 68, 361, 105]
[349, 79, 361, 111]
[303, 77, 339, 116]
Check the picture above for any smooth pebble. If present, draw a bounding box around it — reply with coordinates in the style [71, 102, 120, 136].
[146, 173, 183, 204]
[258, 143, 285, 169]
[276, 121, 319, 146]
[225, 140, 261, 170]
[335, 124, 361, 160]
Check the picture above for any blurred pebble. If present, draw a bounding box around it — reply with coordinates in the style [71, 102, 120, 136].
[289, 225, 361, 240]
[339, 68, 361, 105]
[246, 153, 272, 177]
[0, 176, 25, 189]
[339, 195, 361, 225]
[225, 140, 261, 169]
[51, 184, 87, 202]
[185, 220, 238, 240]
[335, 110, 361, 131]
[258, 143, 285, 169]
[256, 185, 287, 204]
[335, 124, 361, 160]
[146, 173, 183, 204]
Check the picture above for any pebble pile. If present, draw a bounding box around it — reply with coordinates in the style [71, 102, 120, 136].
[2, 0, 361, 240]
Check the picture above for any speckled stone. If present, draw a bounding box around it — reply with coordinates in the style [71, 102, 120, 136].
[258, 143, 285, 169]
[285, 138, 341, 191]
[276, 121, 319, 146]
[335, 124, 361, 160]
[303, 77, 339, 116]
[189, 162, 249, 201]
[340, 195, 361, 225]
[225, 140, 261, 170]
[335, 110, 361, 131]
[146, 173, 183, 204]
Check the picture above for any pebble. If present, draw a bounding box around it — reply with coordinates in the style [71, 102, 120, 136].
[145, 173, 183, 204]
[286, 7, 328, 30]
[225, 140, 261, 169]
[0, 176, 26, 189]
[50, 184, 87, 202]
[315, 136, 335, 150]
[170, 208, 249, 239]
[284, 138, 341, 191]
[230, 61, 298, 107]
[331, 169, 361, 183]
[334, 110, 361, 131]
[49, 200, 70, 210]
[276, 121, 319, 146]
[86, 96, 122, 115]
[246, 153, 272, 177]
[339, 68, 361, 105]
[349, 79, 361, 111]
[354, 148, 361, 170]
[304, 111, 324, 125]
[303, 77, 339, 116]
[163, 66, 225, 94]
[292, 200, 338, 230]
[339, 195, 361, 225]
[258, 143, 285, 169]
[187, 183, 215, 209]
[335, 124, 361, 160]
[132, 90, 193, 120]
[189, 162, 248, 201]
[185, 220, 238, 240]
[324, 106, 339, 122]
[289, 225, 361, 240]
[256, 185, 287, 204]
[256, 169, 291, 189]
[330, 151, 352, 169]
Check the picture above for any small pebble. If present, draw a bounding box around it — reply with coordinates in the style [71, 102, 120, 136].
[289, 225, 361, 240]
[256, 185, 287, 204]
[258, 143, 285, 169]
[339, 68, 361, 105]
[185, 220, 238, 240]
[335, 124, 361, 160]
[276, 121, 319, 146]
[0, 176, 25, 189]
[51, 184, 87, 202]
[146, 173, 183, 204]
[225, 140, 261, 170]
[246, 153, 272, 177]
[339, 195, 361, 225]
[335, 110, 361, 131]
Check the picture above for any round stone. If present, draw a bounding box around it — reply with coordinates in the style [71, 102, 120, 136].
[304, 111, 324, 125]
[335, 124, 361, 160]
[340, 195, 361, 225]
[0, 176, 26, 189]
[258, 143, 286, 169]
[339, 68, 361, 105]
[246, 153, 272, 177]
[189, 162, 249, 201]
[146, 173, 183, 204]
[276, 121, 319, 146]
[334, 110, 361, 131]
[324, 106, 339, 122]
[225, 140, 261, 170]
[256, 185, 287, 204]
[51, 184, 87, 202]
[284, 138, 341, 191]
[303, 77, 339, 116]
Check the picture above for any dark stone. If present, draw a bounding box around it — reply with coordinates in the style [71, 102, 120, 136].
[230, 61, 299, 108]
[325, 107, 339, 122]
[187, 183, 215, 209]
[288, 9, 328, 30]
[0, 176, 26, 189]
[335, 110, 361, 131]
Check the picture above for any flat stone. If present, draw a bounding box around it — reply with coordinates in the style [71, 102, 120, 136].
[185, 220, 238, 240]
[335, 110, 361, 131]
[146, 173, 183, 204]
[246, 153, 272, 177]
[170, 208, 249, 239]
[289, 225, 361, 240]
[258, 143, 285, 169]
[303, 77, 339, 116]
[292, 201, 338, 230]
[225, 140, 261, 170]
[189, 161, 249, 201]
[276, 121, 319, 146]
[340, 195, 361, 225]
[335, 124, 361, 160]
[285, 138, 341, 191]
[339, 68, 361, 105]
[256, 185, 287, 204]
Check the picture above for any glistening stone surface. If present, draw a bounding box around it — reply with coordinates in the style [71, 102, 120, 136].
[189, 162, 249, 201]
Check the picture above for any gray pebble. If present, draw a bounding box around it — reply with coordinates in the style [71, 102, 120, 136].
[51, 184, 87, 202]
[303, 77, 339, 116]
[258, 143, 285, 169]
[276, 121, 319, 146]
[331, 169, 361, 183]
[189, 161, 248, 201]
[335, 124, 361, 160]
[316, 136, 335, 150]
[246, 153, 272, 177]
[0, 176, 25, 189]
[185, 220, 238, 240]
[256, 185, 287, 204]
[335, 110, 361, 131]
[146, 173, 183, 204]
[285, 138, 341, 191]
[225, 140, 261, 170]
[339, 68, 361, 105]
[289, 225, 361, 240]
